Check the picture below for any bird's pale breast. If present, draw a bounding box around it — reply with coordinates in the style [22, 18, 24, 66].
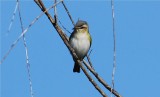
[70, 32, 90, 60]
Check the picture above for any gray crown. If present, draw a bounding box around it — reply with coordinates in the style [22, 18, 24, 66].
[74, 20, 88, 28]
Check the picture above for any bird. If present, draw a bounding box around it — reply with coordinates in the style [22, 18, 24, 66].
[69, 20, 92, 73]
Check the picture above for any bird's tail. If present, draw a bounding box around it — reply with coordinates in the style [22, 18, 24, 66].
[73, 62, 80, 73]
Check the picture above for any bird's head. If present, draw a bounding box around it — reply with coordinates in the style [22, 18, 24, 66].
[73, 20, 89, 31]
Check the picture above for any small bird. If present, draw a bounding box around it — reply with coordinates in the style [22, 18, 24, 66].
[69, 20, 92, 73]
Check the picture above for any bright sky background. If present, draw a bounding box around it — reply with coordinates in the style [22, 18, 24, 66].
[1, 0, 160, 97]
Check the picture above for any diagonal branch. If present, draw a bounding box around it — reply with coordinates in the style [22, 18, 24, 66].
[83, 60, 121, 97]
[34, 0, 55, 23]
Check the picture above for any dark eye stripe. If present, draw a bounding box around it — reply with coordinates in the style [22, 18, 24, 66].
[82, 26, 85, 28]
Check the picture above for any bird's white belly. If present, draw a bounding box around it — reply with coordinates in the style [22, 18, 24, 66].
[70, 34, 90, 59]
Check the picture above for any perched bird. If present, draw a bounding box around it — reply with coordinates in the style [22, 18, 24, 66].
[69, 20, 92, 73]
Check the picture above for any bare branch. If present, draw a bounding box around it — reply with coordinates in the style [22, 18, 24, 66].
[58, 19, 71, 34]
[34, 0, 55, 23]
[54, 0, 58, 23]
[78, 61, 107, 97]
[56, 1, 72, 34]
[87, 50, 94, 70]
[83, 60, 121, 97]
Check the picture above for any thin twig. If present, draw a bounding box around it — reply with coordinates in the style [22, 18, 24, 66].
[58, 19, 71, 34]
[17, 0, 34, 97]
[111, 0, 116, 96]
[83, 60, 121, 97]
[87, 49, 94, 70]
[0, 1, 62, 64]
[54, 0, 57, 23]
[61, 1, 75, 26]
[79, 61, 107, 97]
[7, 0, 18, 35]
[55, 0, 71, 34]
[35, 1, 108, 97]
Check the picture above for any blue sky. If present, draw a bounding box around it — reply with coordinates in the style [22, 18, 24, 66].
[1, 0, 160, 97]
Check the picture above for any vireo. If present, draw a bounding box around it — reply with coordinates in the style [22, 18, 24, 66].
[69, 20, 92, 73]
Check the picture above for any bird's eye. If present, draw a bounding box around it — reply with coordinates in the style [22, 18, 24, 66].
[80, 26, 85, 29]
[80, 25, 87, 29]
